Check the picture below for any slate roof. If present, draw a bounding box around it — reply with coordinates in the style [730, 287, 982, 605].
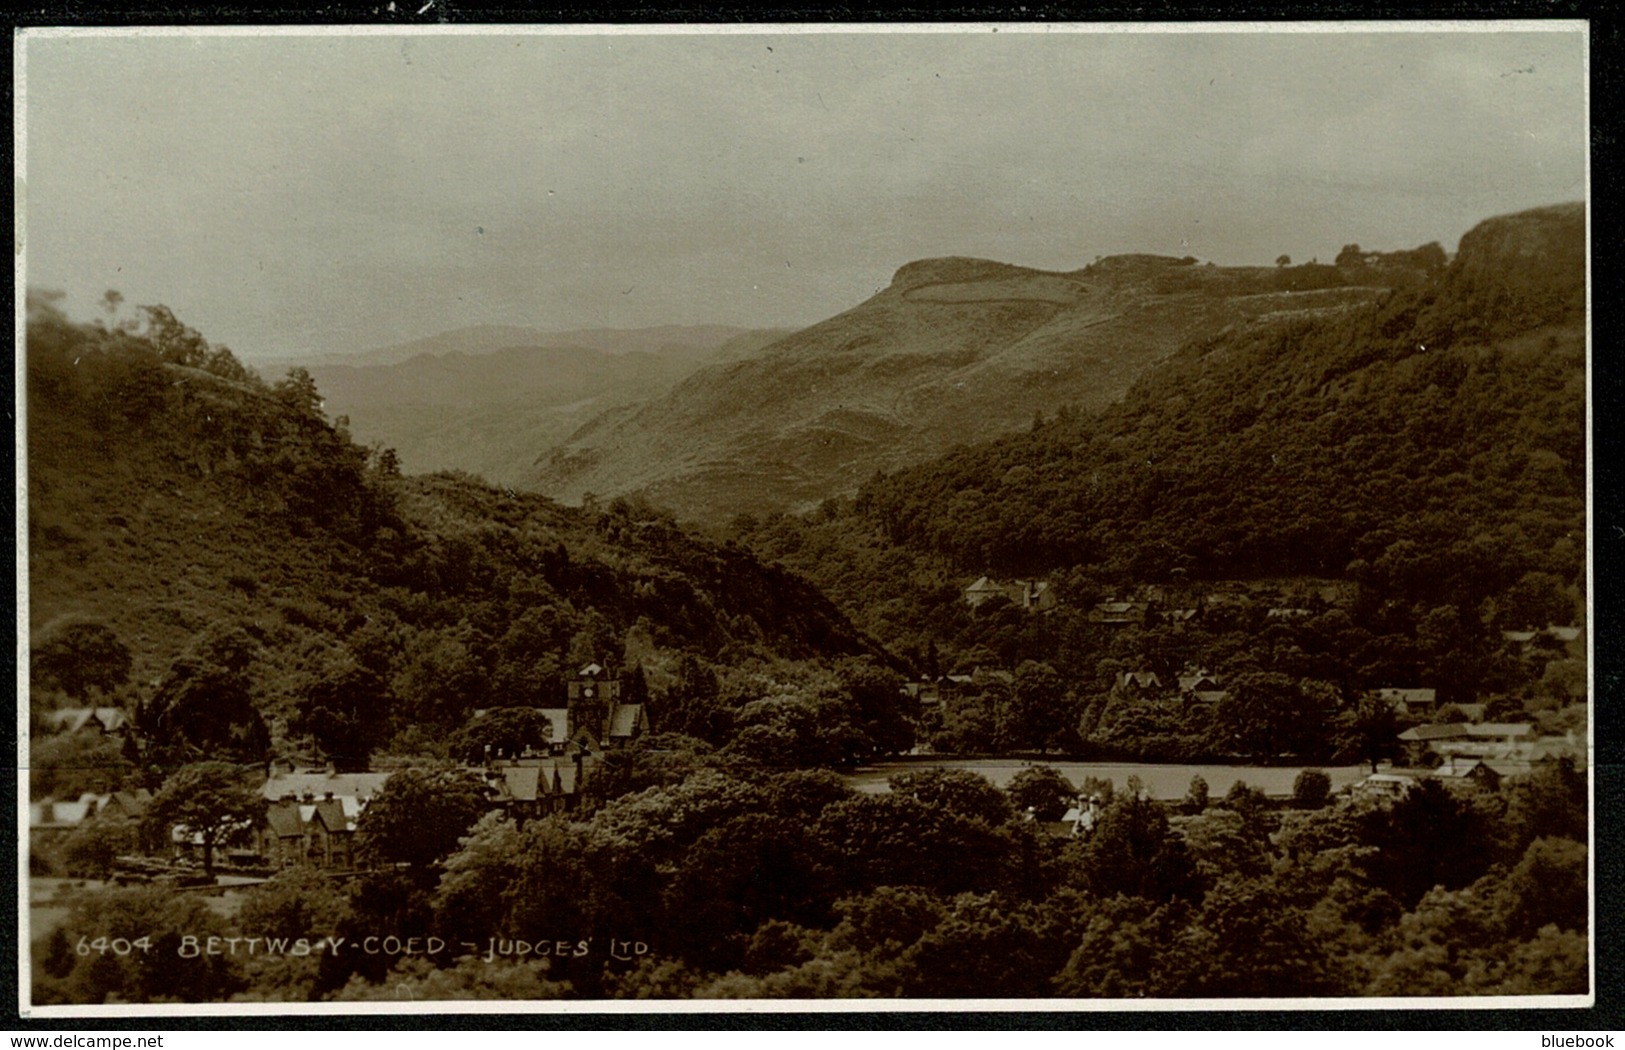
[45, 707, 131, 734]
[500, 764, 544, 803]
[311, 799, 351, 832]
[607, 703, 645, 739]
[265, 805, 305, 838]
[262, 770, 392, 802]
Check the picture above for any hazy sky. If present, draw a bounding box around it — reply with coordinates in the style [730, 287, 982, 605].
[20, 25, 1587, 360]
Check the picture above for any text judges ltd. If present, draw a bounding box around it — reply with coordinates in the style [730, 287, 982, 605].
[174, 935, 651, 961]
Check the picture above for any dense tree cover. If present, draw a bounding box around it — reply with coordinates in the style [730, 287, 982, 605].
[140, 763, 264, 876]
[38, 755, 1581, 1001]
[355, 766, 490, 871]
[735, 206, 1585, 759]
[31, 617, 133, 699]
[27, 295, 899, 782]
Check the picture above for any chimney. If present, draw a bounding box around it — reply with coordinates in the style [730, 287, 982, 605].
[324, 791, 334, 801]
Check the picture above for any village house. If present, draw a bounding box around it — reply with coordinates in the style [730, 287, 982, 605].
[28, 794, 100, 833]
[1177, 669, 1222, 695]
[43, 707, 133, 736]
[256, 768, 393, 870]
[1354, 757, 1503, 798]
[1117, 670, 1163, 693]
[1502, 625, 1584, 660]
[963, 577, 1056, 612]
[1090, 600, 1148, 626]
[1370, 687, 1438, 717]
[260, 794, 363, 869]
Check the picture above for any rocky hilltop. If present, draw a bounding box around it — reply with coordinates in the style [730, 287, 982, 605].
[534, 247, 1431, 523]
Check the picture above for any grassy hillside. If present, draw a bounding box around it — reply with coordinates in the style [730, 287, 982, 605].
[25, 299, 878, 769]
[535, 249, 1440, 523]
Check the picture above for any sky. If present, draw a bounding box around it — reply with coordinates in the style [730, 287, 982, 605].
[19, 25, 1588, 360]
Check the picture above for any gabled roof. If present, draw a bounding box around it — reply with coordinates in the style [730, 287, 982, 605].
[310, 799, 351, 833]
[1119, 671, 1161, 689]
[1432, 759, 1495, 779]
[568, 726, 605, 758]
[500, 764, 544, 802]
[1178, 673, 1219, 692]
[1191, 690, 1228, 705]
[1544, 625, 1581, 643]
[100, 790, 151, 819]
[578, 662, 604, 678]
[1501, 630, 1537, 644]
[965, 576, 1001, 593]
[45, 707, 132, 733]
[265, 804, 305, 838]
[608, 703, 645, 739]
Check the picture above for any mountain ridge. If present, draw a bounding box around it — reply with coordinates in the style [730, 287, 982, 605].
[534, 245, 1441, 523]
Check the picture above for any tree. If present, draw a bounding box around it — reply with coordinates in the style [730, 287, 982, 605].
[61, 815, 140, 879]
[656, 655, 730, 745]
[141, 763, 262, 877]
[1210, 672, 1327, 759]
[273, 367, 324, 417]
[390, 628, 488, 729]
[450, 707, 557, 763]
[1277, 254, 1292, 268]
[144, 629, 268, 762]
[1292, 768, 1333, 810]
[139, 304, 209, 367]
[1006, 661, 1065, 751]
[836, 657, 916, 755]
[31, 618, 132, 699]
[1334, 694, 1400, 772]
[357, 766, 489, 870]
[1006, 766, 1076, 822]
[1182, 775, 1210, 814]
[887, 768, 1012, 827]
[295, 663, 392, 771]
[1071, 792, 1201, 903]
[35, 886, 240, 1004]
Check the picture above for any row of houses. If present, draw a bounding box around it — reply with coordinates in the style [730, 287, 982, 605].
[28, 789, 151, 832]
[1357, 720, 1586, 798]
[35, 665, 645, 874]
[1115, 668, 1228, 707]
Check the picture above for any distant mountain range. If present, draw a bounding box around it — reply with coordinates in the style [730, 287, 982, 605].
[267, 325, 787, 487]
[533, 251, 1440, 523]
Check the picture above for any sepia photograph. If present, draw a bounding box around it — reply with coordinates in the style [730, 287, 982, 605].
[16, 22, 1591, 1014]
